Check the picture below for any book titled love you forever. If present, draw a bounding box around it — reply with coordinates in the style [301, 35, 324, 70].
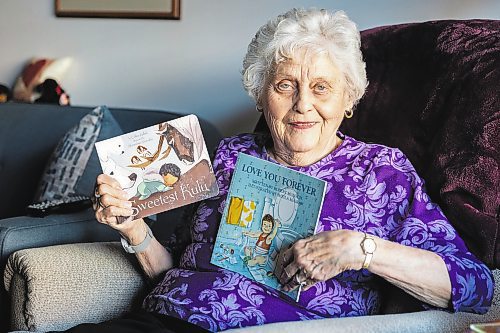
[211, 153, 326, 301]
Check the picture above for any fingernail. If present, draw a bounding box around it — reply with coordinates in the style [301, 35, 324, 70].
[124, 201, 132, 208]
[121, 191, 129, 199]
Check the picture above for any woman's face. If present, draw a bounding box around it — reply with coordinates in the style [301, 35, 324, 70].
[261, 51, 352, 163]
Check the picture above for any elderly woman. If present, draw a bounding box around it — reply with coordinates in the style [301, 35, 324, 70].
[79, 8, 493, 333]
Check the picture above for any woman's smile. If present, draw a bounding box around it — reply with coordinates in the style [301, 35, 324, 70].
[288, 121, 318, 130]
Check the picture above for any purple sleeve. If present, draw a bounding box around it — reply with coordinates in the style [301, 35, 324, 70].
[385, 149, 494, 314]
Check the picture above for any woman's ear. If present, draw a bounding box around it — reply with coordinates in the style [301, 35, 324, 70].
[342, 90, 356, 114]
[343, 99, 356, 117]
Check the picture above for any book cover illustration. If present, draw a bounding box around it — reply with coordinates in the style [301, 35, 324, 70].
[95, 114, 219, 220]
[211, 153, 326, 301]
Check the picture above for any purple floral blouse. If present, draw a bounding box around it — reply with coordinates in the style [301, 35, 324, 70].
[142, 133, 494, 332]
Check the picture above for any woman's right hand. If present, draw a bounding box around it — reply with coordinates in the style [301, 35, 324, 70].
[92, 173, 143, 241]
[93, 174, 175, 279]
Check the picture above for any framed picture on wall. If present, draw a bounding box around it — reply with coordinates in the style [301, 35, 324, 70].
[55, 0, 180, 20]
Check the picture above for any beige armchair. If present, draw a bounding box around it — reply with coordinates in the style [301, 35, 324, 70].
[5, 243, 145, 331]
[4, 242, 500, 332]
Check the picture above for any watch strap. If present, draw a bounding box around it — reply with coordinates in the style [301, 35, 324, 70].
[362, 252, 373, 269]
[121, 224, 153, 254]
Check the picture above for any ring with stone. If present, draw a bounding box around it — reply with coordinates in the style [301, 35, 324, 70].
[295, 273, 304, 284]
[94, 189, 104, 208]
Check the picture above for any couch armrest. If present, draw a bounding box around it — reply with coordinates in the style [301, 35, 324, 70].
[0, 208, 119, 269]
[4, 242, 148, 332]
[227, 307, 500, 333]
[228, 270, 500, 333]
[0, 209, 119, 333]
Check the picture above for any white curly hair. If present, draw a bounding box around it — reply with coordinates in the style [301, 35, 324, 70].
[242, 8, 368, 110]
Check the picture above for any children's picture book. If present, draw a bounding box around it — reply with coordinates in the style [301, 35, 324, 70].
[95, 114, 219, 220]
[211, 153, 326, 301]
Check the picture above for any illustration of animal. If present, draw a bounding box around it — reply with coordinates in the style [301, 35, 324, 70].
[158, 123, 194, 164]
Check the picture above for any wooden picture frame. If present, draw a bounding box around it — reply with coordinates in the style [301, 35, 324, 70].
[55, 0, 180, 20]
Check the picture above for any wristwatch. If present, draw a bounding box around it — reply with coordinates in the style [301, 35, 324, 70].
[121, 224, 153, 254]
[360, 233, 377, 269]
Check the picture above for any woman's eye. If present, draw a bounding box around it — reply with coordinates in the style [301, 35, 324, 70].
[315, 84, 327, 92]
[277, 82, 293, 91]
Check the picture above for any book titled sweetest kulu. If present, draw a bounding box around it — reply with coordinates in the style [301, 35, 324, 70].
[95, 115, 219, 220]
[211, 153, 326, 301]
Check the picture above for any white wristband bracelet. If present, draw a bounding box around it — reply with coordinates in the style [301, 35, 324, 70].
[121, 224, 153, 254]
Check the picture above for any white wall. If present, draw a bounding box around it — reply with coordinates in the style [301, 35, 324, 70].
[1, 0, 499, 136]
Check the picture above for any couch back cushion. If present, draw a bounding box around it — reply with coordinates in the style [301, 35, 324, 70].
[0, 103, 221, 220]
[339, 20, 499, 267]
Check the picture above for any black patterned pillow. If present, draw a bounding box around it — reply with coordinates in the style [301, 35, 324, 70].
[34, 106, 123, 202]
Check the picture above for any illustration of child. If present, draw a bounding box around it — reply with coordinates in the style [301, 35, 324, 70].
[134, 163, 181, 200]
[137, 145, 152, 157]
[243, 214, 280, 267]
[131, 155, 142, 164]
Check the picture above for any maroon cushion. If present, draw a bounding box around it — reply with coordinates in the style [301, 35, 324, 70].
[340, 20, 499, 267]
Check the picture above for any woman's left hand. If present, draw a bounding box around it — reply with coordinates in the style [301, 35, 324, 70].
[274, 229, 364, 291]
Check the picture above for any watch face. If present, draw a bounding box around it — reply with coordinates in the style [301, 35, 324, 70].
[363, 238, 376, 253]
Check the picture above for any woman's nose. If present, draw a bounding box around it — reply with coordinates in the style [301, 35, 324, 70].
[293, 88, 313, 113]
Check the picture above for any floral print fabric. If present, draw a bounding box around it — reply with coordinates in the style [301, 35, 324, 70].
[143, 133, 494, 332]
